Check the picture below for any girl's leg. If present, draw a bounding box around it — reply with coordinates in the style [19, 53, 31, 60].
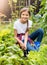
[29, 28, 44, 42]
[27, 28, 44, 51]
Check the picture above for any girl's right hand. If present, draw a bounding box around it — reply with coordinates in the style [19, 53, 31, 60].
[20, 43, 27, 50]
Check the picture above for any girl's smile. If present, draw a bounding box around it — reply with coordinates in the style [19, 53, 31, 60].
[20, 11, 29, 23]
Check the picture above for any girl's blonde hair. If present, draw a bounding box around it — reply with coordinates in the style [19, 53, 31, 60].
[20, 7, 31, 17]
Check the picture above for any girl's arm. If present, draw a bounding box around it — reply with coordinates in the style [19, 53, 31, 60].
[24, 31, 28, 47]
[24, 28, 31, 47]
[14, 29, 26, 50]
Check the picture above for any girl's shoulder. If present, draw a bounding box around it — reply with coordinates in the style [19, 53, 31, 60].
[13, 19, 20, 29]
[14, 19, 20, 24]
[28, 20, 32, 23]
[28, 20, 33, 28]
[28, 20, 32, 25]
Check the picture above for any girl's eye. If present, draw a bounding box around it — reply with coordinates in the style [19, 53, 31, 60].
[22, 14, 25, 15]
[22, 14, 28, 16]
[26, 14, 28, 16]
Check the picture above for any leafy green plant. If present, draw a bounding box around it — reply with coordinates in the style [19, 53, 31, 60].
[0, 0, 47, 64]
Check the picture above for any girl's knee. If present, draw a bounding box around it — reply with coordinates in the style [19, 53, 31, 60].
[38, 28, 44, 35]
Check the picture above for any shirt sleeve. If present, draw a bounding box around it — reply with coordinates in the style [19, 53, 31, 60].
[28, 20, 32, 28]
[13, 21, 18, 30]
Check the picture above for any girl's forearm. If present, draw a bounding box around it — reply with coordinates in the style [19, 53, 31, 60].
[24, 32, 28, 45]
[14, 36, 24, 45]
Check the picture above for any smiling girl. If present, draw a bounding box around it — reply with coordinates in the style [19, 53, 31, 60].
[13, 7, 44, 55]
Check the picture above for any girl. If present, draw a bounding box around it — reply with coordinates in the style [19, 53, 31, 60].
[14, 7, 44, 55]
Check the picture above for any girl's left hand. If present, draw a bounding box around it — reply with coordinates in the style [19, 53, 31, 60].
[23, 44, 27, 50]
[20, 43, 27, 50]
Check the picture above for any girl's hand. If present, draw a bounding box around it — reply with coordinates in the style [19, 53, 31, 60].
[20, 43, 27, 50]
[23, 44, 27, 50]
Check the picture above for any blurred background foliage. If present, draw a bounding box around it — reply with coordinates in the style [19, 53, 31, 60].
[0, 0, 47, 65]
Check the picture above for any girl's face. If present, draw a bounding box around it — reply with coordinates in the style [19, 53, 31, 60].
[20, 11, 30, 23]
